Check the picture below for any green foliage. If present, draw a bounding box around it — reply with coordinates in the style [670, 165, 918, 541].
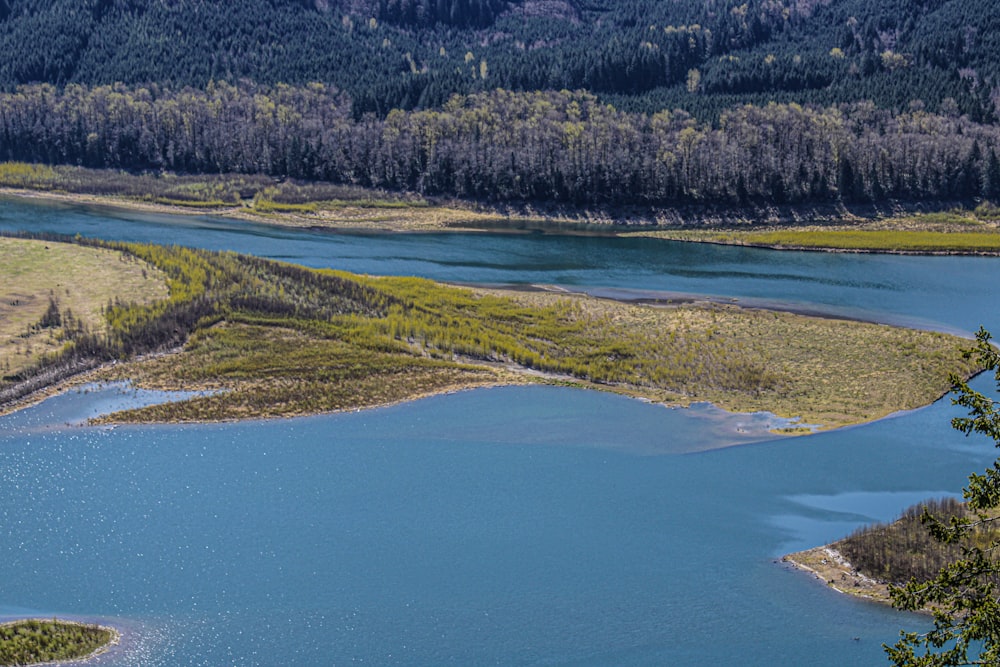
[885, 328, 1000, 666]
[350, 275, 784, 395]
[0, 618, 114, 665]
[974, 201, 1000, 222]
[252, 198, 318, 214]
[114, 322, 496, 420]
[0, 161, 60, 188]
[152, 197, 230, 209]
[2, 233, 977, 425]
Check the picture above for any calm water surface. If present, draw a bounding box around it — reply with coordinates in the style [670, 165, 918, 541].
[2, 198, 1000, 665]
[3, 195, 998, 333]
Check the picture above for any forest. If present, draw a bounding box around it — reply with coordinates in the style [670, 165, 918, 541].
[0, 0, 997, 121]
[836, 498, 1000, 587]
[2, 83, 999, 207]
[0, 619, 115, 666]
[1, 1, 999, 209]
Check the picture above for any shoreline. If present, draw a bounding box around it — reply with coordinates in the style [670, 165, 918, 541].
[0, 355, 533, 425]
[0, 188, 527, 235]
[4, 186, 1000, 255]
[637, 234, 1000, 257]
[0, 281, 978, 430]
[781, 546, 894, 607]
[1, 364, 827, 453]
[2, 350, 963, 439]
[1, 216, 982, 431]
[493, 282, 910, 328]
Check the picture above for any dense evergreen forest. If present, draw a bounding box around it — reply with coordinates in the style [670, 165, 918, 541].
[1, 0, 999, 208]
[0, 0, 997, 120]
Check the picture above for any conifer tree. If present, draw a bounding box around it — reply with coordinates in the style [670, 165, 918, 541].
[886, 328, 1000, 666]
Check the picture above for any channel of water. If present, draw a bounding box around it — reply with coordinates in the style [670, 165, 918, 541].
[1, 197, 998, 665]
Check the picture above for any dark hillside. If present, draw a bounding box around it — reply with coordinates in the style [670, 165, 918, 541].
[0, 0, 997, 120]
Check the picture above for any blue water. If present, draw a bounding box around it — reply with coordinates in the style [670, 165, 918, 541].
[2, 383, 995, 666]
[2, 197, 1000, 665]
[3, 195, 997, 334]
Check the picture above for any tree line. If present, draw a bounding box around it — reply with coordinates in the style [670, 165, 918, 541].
[2, 82, 999, 206]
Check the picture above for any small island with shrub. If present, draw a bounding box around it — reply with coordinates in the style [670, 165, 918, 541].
[0, 618, 119, 666]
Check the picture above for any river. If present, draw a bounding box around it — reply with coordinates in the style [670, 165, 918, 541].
[1, 196, 999, 665]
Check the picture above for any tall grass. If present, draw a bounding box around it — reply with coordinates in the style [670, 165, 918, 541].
[743, 230, 1000, 252]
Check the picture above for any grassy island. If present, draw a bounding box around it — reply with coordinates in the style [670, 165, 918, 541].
[0, 619, 118, 666]
[0, 234, 982, 428]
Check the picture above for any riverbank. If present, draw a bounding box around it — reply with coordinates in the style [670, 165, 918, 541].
[782, 547, 893, 606]
[3, 162, 1000, 252]
[780, 496, 999, 614]
[638, 211, 1000, 255]
[92, 286, 980, 428]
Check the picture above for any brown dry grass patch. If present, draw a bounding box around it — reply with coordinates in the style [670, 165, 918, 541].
[0, 237, 168, 379]
[477, 287, 978, 429]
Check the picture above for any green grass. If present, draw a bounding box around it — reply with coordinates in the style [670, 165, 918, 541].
[108, 322, 504, 420]
[740, 229, 1000, 252]
[0, 619, 116, 666]
[98, 242, 980, 427]
[152, 197, 230, 208]
[252, 199, 318, 214]
[638, 201, 1000, 253]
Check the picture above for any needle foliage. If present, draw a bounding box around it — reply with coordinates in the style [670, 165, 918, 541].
[886, 328, 1000, 666]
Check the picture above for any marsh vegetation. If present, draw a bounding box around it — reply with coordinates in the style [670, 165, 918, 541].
[0, 235, 980, 427]
[645, 202, 1000, 253]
